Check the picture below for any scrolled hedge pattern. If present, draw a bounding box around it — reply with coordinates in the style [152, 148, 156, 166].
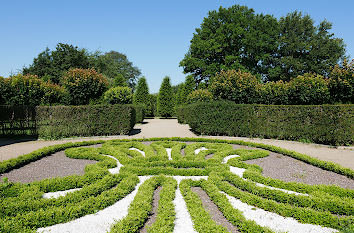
[0, 137, 353, 232]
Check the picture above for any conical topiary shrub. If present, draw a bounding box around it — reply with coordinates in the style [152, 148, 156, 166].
[157, 76, 173, 117]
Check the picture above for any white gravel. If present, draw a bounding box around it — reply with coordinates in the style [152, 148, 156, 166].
[229, 166, 306, 196]
[102, 154, 122, 174]
[222, 154, 240, 164]
[129, 148, 145, 157]
[223, 191, 337, 233]
[173, 176, 207, 233]
[42, 188, 81, 199]
[37, 176, 151, 233]
[195, 147, 207, 155]
[166, 148, 172, 160]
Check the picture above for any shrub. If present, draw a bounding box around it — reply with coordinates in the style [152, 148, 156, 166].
[146, 94, 157, 117]
[104, 86, 133, 104]
[36, 105, 135, 139]
[177, 101, 354, 145]
[287, 73, 330, 105]
[62, 68, 109, 105]
[133, 77, 149, 107]
[257, 81, 289, 105]
[210, 70, 261, 104]
[157, 76, 174, 117]
[187, 89, 213, 104]
[329, 59, 354, 104]
[0, 74, 67, 106]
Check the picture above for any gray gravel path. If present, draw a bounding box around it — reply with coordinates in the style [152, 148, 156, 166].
[140, 186, 162, 233]
[192, 187, 240, 233]
[0, 150, 96, 183]
[245, 152, 354, 189]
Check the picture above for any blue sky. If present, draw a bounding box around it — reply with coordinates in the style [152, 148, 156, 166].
[1, 0, 353, 93]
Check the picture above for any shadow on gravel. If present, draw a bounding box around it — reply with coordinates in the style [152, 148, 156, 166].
[0, 137, 38, 147]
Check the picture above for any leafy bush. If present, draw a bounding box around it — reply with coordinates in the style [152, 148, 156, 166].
[157, 76, 174, 117]
[104, 86, 133, 104]
[133, 77, 149, 106]
[36, 105, 135, 139]
[256, 80, 289, 105]
[210, 70, 261, 104]
[62, 68, 109, 105]
[287, 73, 330, 105]
[177, 101, 354, 145]
[146, 94, 157, 117]
[329, 59, 354, 104]
[187, 89, 213, 104]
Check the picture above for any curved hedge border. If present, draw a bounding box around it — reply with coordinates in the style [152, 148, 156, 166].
[110, 175, 177, 233]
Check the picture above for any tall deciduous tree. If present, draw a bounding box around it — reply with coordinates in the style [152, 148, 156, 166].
[157, 76, 173, 117]
[180, 5, 346, 83]
[133, 77, 150, 106]
[23, 43, 93, 84]
[94, 51, 141, 89]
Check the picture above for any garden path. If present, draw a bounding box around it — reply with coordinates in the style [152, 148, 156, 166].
[0, 118, 353, 170]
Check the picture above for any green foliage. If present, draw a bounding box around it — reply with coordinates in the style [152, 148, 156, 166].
[36, 105, 135, 139]
[187, 89, 213, 104]
[133, 77, 150, 107]
[62, 68, 109, 105]
[287, 73, 330, 105]
[180, 5, 345, 83]
[329, 59, 354, 104]
[177, 101, 354, 145]
[94, 51, 141, 89]
[274, 11, 346, 81]
[113, 74, 128, 87]
[256, 80, 289, 105]
[157, 76, 174, 117]
[104, 86, 133, 104]
[210, 70, 261, 104]
[110, 176, 176, 233]
[146, 94, 157, 117]
[0, 74, 68, 106]
[23, 43, 93, 84]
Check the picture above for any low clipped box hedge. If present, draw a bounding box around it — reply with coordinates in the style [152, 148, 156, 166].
[177, 101, 354, 145]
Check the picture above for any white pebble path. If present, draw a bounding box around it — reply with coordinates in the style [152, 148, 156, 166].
[129, 148, 145, 156]
[194, 147, 208, 155]
[166, 148, 172, 160]
[37, 176, 151, 233]
[223, 191, 338, 233]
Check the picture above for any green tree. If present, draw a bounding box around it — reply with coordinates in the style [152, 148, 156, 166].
[187, 89, 213, 104]
[133, 77, 149, 106]
[62, 68, 109, 105]
[94, 51, 141, 89]
[157, 76, 174, 117]
[180, 5, 279, 83]
[146, 94, 157, 117]
[272, 11, 346, 81]
[23, 43, 93, 84]
[113, 74, 128, 87]
[180, 5, 346, 83]
[104, 86, 133, 104]
[328, 59, 354, 103]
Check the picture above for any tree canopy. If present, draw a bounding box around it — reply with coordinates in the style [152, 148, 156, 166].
[157, 76, 174, 117]
[23, 43, 93, 84]
[94, 51, 141, 89]
[180, 5, 346, 83]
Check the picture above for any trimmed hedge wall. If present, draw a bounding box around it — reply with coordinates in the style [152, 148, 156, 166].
[0, 105, 138, 139]
[177, 101, 354, 145]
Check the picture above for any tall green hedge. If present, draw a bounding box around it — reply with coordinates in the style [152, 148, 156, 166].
[0, 105, 136, 139]
[177, 101, 354, 145]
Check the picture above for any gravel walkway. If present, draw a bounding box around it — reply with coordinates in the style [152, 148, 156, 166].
[192, 187, 240, 233]
[0, 150, 96, 183]
[140, 186, 162, 233]
[245, 152, 354, 189]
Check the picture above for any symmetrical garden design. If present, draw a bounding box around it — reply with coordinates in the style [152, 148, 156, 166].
[1, 138, 353, 233]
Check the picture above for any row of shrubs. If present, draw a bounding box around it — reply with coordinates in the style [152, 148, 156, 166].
[0, 104, 144, 139]
[177, 101, 354, 145]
